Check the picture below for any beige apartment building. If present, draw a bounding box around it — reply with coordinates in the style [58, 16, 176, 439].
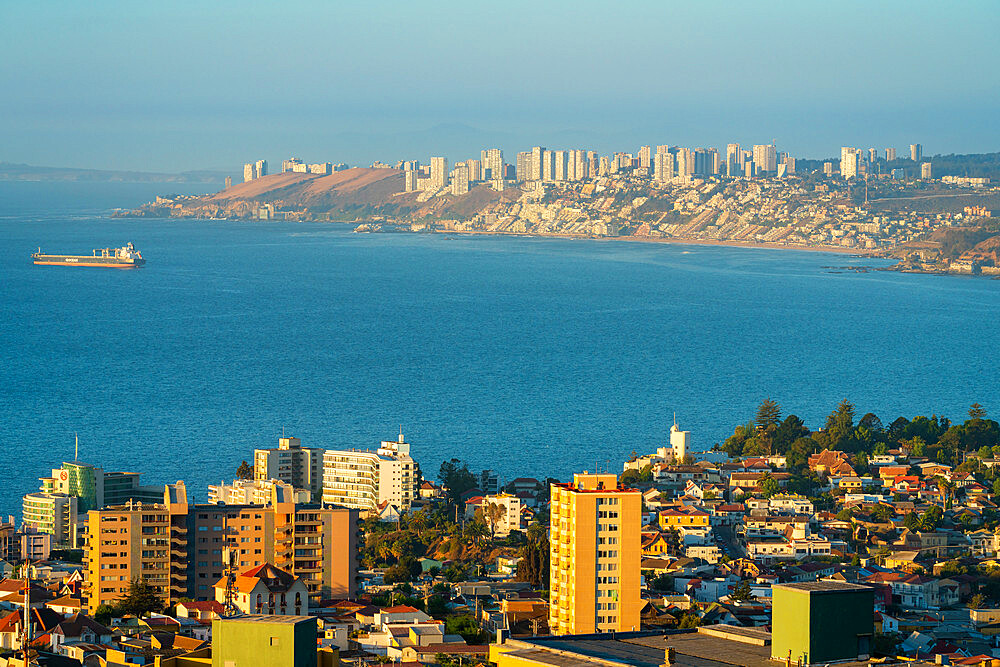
[254, 436, 324, 501]
[84, 482, 358, 612]
[549, 473, 641, 635]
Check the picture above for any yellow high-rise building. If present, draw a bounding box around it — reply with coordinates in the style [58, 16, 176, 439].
[549, 473, 641, 635]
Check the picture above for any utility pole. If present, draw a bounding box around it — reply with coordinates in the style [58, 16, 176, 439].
[20, 561, 32, 666]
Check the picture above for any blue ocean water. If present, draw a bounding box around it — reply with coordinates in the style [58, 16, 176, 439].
[2, 181, 1000, 516]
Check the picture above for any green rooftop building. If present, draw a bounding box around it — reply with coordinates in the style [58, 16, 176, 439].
[771, 581, 873, 665]
[212, 615, 317, 667]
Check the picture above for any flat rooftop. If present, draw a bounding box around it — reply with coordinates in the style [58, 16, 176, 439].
[773, 581, 871, 593]
[503, 628, 897, 667]
[215, 614, 315, 625]
[518, 629, 775, 667]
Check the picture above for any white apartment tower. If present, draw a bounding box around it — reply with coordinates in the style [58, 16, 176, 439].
[553, 151, 567, 181]
[638, 145, 652, 171]
[530, 146, 546, 181]
[480, 148, 503, 180]
[244, 160, 268, 182]
[542, 150, 556, 182]
[404, 170, 419, 192]
[430, 157, 448, 188]
[516, 151, 532, 182]
[752, 144, 777, 173]
[840, 147, 859, 179]
[653, 151, 674, 183]
[321, 433, 420, 515]
[885, 147, 897, 162]
[451, 165, 470, 195]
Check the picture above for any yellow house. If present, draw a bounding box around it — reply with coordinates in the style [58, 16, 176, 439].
[641, 532, 671, 557]
[658, 506, 709, 530]
[837, 477, 863, 491]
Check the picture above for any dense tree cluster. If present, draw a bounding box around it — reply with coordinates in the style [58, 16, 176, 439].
[720, 400, 999, 475]
[515, 523, 549, 588]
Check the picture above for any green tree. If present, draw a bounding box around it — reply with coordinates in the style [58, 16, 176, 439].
[971, 403, 988, 420]
[439, 459, 478, 508]
[721, 422, 755, 458]
[620, 464, 653, 487]
[902, 436, 926, 457]
[678, 612, 702, 629]
[483, 501, 505, 540]
[970, 593, 987, 609]
[772, 415, 810, 454]
[787, 436, 819, 471]
[757, 472, 780, 498]
[755, 399, 782, 454]
[729, 580, 755, 602]
[647, 573, 673, 592]
[818, 399, 856, 451]
[427, 594, 448, 617]
[115, 578, 164, 618]
[94, 603, 115, 625]
[236, 460, 253, 480]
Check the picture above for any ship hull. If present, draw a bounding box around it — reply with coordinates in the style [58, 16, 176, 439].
[32, 255, 145, 268]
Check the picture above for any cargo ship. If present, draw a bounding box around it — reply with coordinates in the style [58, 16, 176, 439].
[32, 242, 145, 268]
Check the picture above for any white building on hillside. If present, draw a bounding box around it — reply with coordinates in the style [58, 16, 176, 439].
[322, 433, 420, 515]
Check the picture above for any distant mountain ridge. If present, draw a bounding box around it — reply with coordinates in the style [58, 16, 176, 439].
[0, 161, 228, 183]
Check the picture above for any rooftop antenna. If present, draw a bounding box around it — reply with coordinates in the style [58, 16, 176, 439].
[74, 433, 79, 462]
[222, 514, 240, 617]
[399, 425, 404, 443]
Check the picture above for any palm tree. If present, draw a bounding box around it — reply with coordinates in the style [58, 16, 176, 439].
[935, 476, 954, 510]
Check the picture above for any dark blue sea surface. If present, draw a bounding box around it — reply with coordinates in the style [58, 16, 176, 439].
[2, 181, 999, 516]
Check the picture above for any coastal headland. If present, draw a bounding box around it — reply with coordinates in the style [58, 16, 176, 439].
[116, 167, 1000, 275]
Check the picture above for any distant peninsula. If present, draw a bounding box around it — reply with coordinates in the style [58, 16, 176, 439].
[116, 165, 1000, 275]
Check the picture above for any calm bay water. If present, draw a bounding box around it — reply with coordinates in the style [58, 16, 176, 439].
[2, 181, 1000, 516]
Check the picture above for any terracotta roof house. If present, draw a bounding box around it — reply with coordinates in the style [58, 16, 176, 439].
[213, 563, 309, 616]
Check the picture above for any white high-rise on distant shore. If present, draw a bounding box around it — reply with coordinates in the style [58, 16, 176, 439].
[840, 147, 859, 179]
[430, 157, 448, 188]
[451, 165, 470, 195]
[480, 148, 503, 180]
[244, 159, 267, 182]
[752, 144, 777, 172]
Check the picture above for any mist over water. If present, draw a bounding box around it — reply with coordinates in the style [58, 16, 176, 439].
[2, 182, 1000, 516]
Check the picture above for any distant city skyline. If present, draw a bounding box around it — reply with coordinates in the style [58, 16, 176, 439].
[2, 1, 999, 171]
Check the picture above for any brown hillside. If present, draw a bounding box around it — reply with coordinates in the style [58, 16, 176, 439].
[208, 168, 404, 204]
[209, 172, 318, 200]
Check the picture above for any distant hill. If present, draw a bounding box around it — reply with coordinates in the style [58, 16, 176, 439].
[120, 167, 518, 220]
[0, 161, 228, 183]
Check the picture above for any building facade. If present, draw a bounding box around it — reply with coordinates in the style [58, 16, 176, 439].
[254, 436, 324, 501]
[84, 482, 358, 612]
[321, 434, 420, 515]
[549, 473, 641, 635]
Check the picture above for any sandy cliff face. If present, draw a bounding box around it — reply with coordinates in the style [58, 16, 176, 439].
[125, 167, 515, 220]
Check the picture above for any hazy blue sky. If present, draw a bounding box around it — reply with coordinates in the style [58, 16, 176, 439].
[2, 1, 998, 172]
